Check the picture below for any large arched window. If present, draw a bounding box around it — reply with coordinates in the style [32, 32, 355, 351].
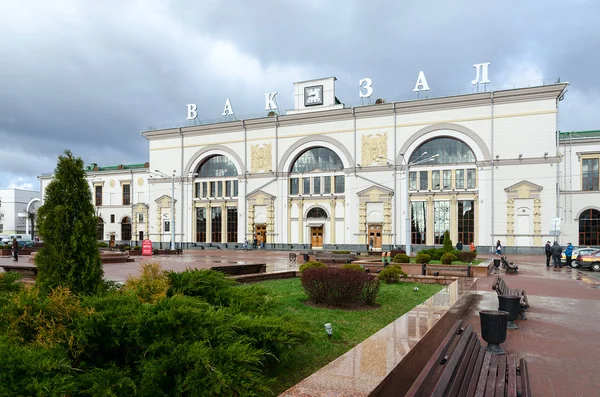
[196, 155, 238, 177]
[579, 209, 600, 246]
[291, 147, 344, 173]
[289, 147, 345, 196]
[121, 217, 131, 241]
[410, 137, 476, 165]
[307, 207, 328, 219]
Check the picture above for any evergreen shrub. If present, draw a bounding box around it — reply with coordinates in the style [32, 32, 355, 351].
[393, 253, 410, 263]
[440, 252, 457, 265]
[377, 265, 408, 284]
[299, 261, 326, 274]
[301, 267, 379, 306]
[341, 263, 364, 272]
[442, 230, 453, 252]
[457, 251, 477, 263]
[123, 262, 170, 304]
[415, 252, 431, 264]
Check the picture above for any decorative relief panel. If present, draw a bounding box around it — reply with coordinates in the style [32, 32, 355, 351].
[251, 143, 272, 173]
[361, 132, 388, 165]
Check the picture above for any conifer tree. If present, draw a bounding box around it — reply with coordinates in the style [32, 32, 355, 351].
[35, 150, 103, 294]
[442, 230, 453, 252]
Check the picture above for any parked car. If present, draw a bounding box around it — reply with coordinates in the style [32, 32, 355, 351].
[563, 247, 600, 266]
[575, 250, 600, 272]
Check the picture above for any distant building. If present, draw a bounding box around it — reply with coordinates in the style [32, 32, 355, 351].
[0, 188, 41, 236]
[38, 76, 600, 253]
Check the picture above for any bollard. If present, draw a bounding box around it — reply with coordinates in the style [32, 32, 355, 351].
[421, 263, 427, 276]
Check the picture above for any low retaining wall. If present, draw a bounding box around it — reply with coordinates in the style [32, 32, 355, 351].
[233, 271, 300, 283]
[280, 277, 479, 397]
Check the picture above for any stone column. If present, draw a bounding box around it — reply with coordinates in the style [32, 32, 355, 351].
[329, 199, 336, 244]
[506, 199, 515, 246]
[156, 206, 162, 242]
[221, 203, 227, 243]
[533, 198, 542, 246]
[358, 202, 367, 244]
[450, 195, 458, 244]
[267, 201, 275, 244]
[383, 199, 392, 246]
[287, 198, 293, 244]
[297, 200, 304, 244]
[247, 204, 255, 240]
[206, 204, 212, 243]
[426, 196, 434, 245]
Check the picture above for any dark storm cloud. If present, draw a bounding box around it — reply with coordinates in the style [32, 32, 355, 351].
[0, 0, 598, 189]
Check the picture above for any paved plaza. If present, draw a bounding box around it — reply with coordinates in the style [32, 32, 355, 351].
[1, 251, 599, 396]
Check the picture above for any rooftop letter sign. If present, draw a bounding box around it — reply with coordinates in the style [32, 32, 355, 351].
[185, 62, 491, 120]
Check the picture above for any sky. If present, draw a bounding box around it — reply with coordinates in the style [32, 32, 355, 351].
[1, 0, 599, 191]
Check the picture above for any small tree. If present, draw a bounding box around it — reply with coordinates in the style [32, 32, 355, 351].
[442, 230, 453, 252]
[35, 150, 104, 294]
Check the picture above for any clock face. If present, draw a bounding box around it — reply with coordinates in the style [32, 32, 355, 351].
[304, 85, 323, 106]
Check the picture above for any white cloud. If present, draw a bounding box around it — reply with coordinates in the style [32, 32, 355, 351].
[497, 57, 545, 89]
[7, 178, 34, 190]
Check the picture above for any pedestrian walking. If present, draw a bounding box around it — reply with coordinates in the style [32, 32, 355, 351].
[544, 241, 552, 267]
[564, 242, 574, 268]
[11, 238, 19, 262]
[551, 241, 563, 268]
[243, 239, 248, 251]
[495, 240, 502, 255]
[369, 237, 374, 252]
[456, 241, 463, 251]
[470, 242, 476, 252]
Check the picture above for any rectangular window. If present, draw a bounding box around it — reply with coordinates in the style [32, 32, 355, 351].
[196, 207, 206, 242]
[455, 169, 465, 189]
[95, 185, 103, 206]
[323, 176, 331, 194]
[443, 170, 452, 190]
[225, 181, 231, 197]
[432, 170, 440, 190]
[110, 214, 115, 223]
[210, 182, 216, 197]
[434, 201, 450, 244]
[290, 178, 299, 195]
[138, 213, 144, 223]
[409, 171, 417, 191]
[313, 177, 321, 194]
[164, 221, 170, 232]
[334, 175, 345, 193]
[467, 169, 476, 189]
[582, 158, 599, 191]
[202, 182, 208, 197]
[233, 180, 238, 196]
[303, 178, 310, 195]
[457, 200, 475, 245]
[194, 182, 201, 198]
[411, 201, 427, 244]
[122, 184, 131, 205]
[217, 181, 223, 197]
[419, 171, 428, 190]
[138, 231, 144, 241]
[211, 207, 222, 243]
[226, 206, 238, 243]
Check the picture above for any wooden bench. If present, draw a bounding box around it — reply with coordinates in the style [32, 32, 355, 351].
[492, 276, 529, 316]
[210, 263, 266, 276]
[0, 264, 38, 278]
[405, 320, 532, 397]
[501, 256, 519, 273]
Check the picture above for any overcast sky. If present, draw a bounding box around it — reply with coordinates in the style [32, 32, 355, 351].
[1, 0, 598, 191]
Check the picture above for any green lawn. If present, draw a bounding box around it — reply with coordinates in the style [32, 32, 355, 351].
[250, 278, 443, 394]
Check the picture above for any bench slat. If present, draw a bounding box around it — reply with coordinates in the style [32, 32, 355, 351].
[494, 354, 507, 397]
[520, 358, 533, 397]
[484, 353, 499, 397]
[430, 326, 475, 397]
[404, 321, 464, 396]
[445, 332, 480, 397]
[473, 351, 492, 397]
[506, 354, 518, 397]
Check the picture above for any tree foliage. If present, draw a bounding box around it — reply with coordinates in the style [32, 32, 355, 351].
[35, 150, 104, 294]
[442, 230, 453, 252]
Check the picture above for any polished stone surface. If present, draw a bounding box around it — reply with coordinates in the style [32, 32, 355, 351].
[280, 278, 475, 397]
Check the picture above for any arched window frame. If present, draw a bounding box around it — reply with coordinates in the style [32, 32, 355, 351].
[289, 147, 345, 196]
[409, 136, 476, 165]
[579, 208, 600, 246]
[193, 155, 239, 199]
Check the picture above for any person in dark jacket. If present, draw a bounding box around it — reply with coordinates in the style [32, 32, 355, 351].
[551, 241, 562, 268]
[544, 241, 552, 267]
[11, 238, 19, 262]
[456, 241, 463, 251]
[564, 243, 574, 268]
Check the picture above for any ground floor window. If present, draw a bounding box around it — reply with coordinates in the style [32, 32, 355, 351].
[196, 207, 206, 242]
[433, 201, 450, 244]
[211, 207, 222, 243]
[227, 207, 237, 243]
[97, 218, 104, 240]
[579, 209, 600, 246]
[411, 201, 426, 244]
[457, 200, 475, 244]
[121, 217, 131, 241]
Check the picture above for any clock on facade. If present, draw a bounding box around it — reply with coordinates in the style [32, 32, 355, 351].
[304, 85, 324, 106]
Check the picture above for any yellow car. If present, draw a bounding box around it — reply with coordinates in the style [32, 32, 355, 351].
[562, 247, 599, 266]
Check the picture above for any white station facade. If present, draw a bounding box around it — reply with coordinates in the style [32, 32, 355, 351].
[38, 75, 600, 253]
